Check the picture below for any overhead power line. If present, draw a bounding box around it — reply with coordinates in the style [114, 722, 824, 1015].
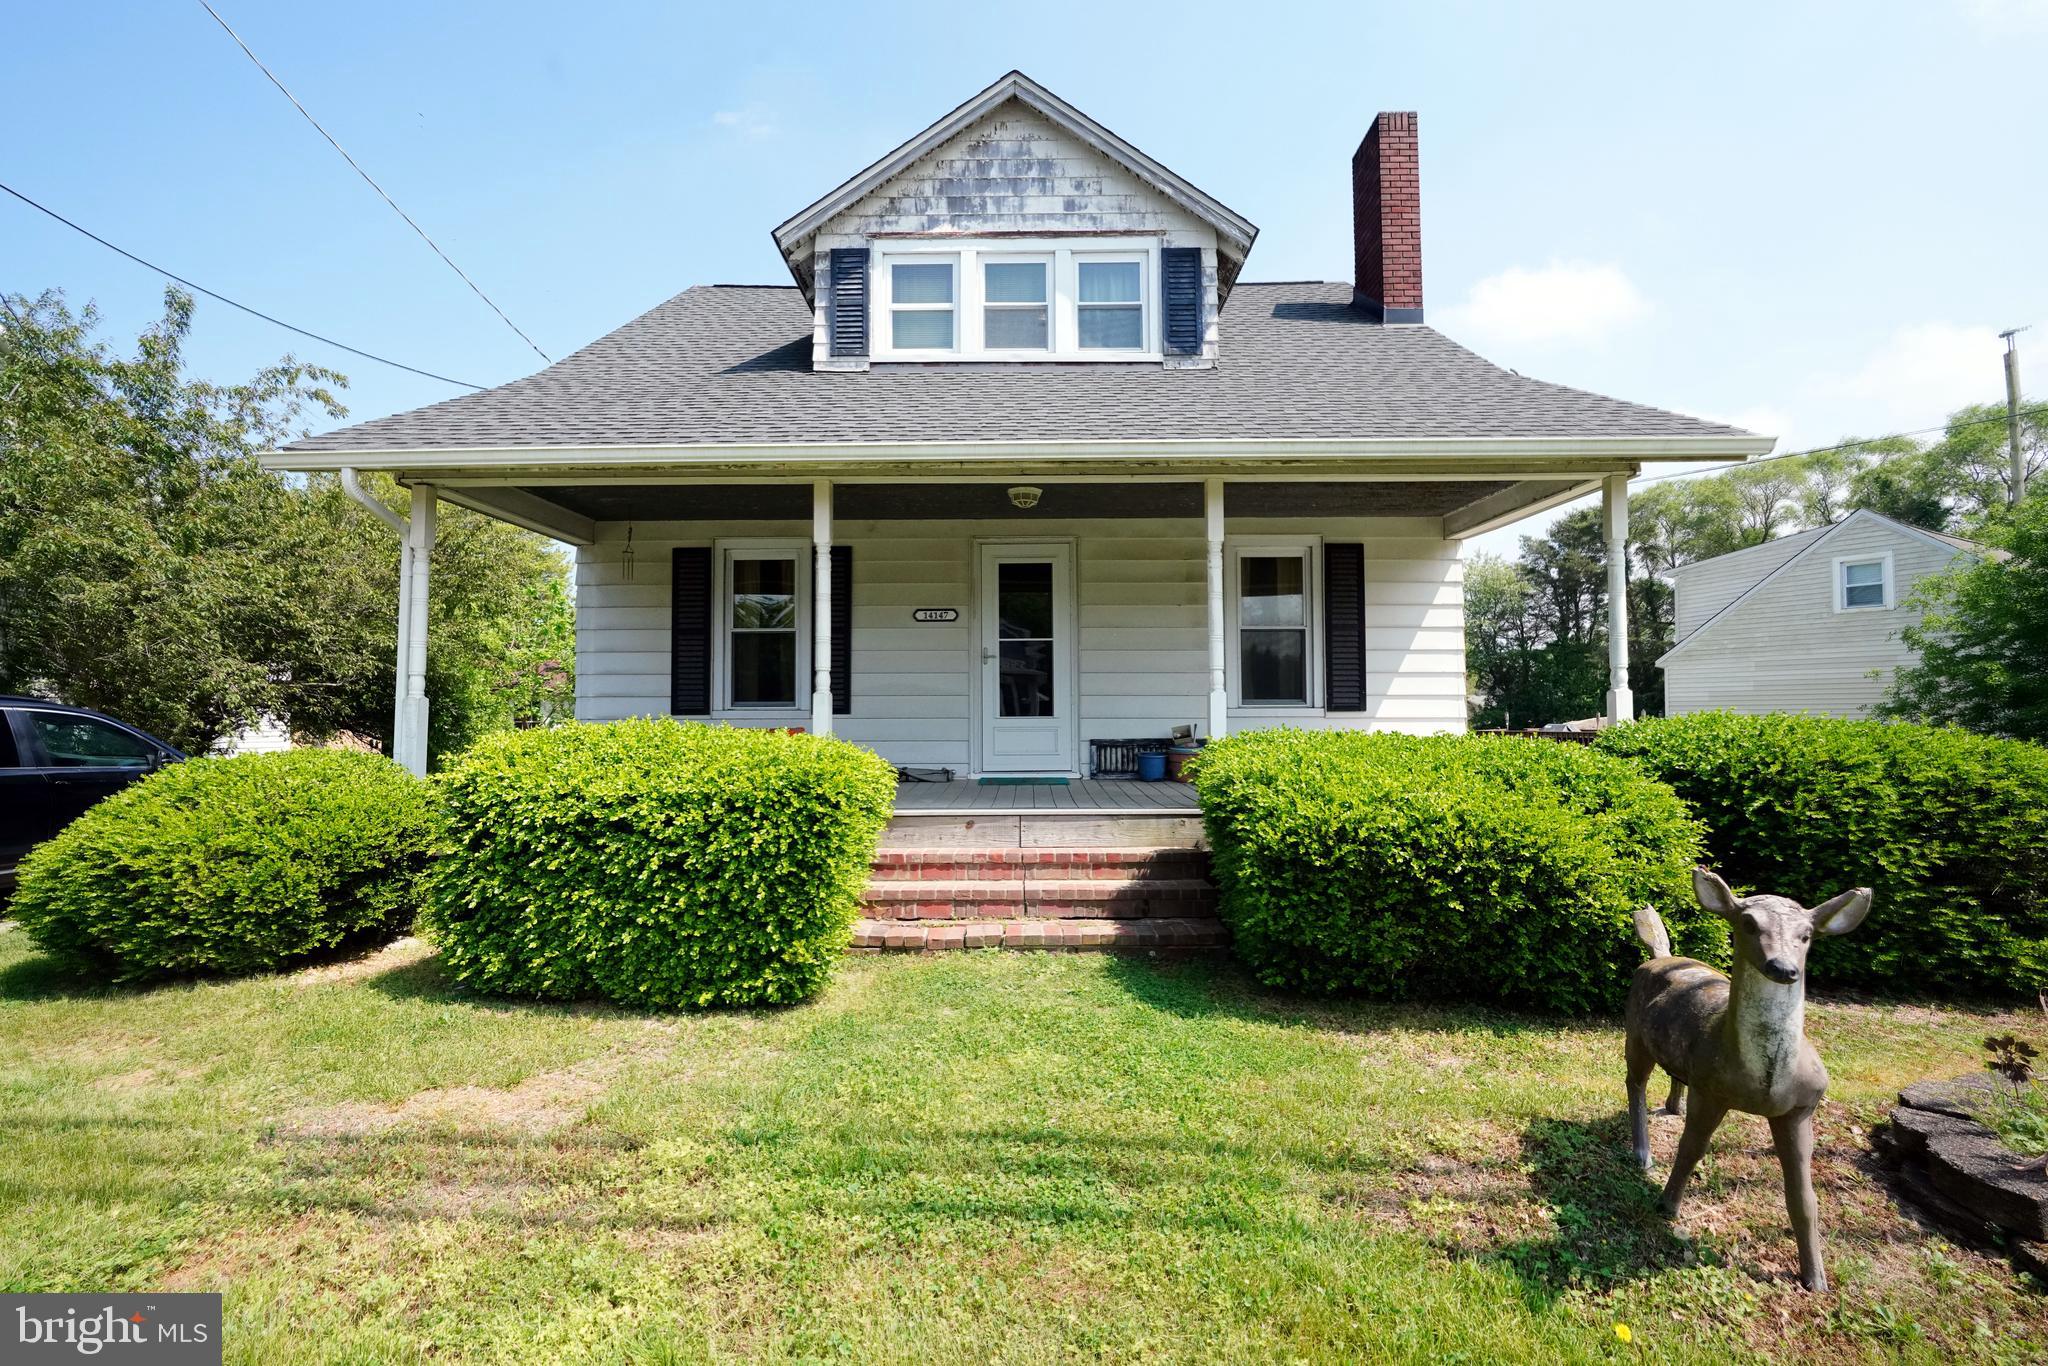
[196, 0, 552, 364]
[1636, 401, 2048, 488]
[0, 179, 486, 390]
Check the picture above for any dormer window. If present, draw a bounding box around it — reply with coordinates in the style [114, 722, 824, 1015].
[1077, 259, 1144, 349]
[889, 262, 956, 350]
[983, 258, 1050, 350]
[869, 240, 1161, 361]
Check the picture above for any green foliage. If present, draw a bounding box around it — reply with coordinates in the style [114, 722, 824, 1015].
[1596, 712, 2048, 995]
[1191, 730, 1714, 1014]
[1880, 492, 2048, 742]
[0, 289, 574, 758]
[10, 750, 438, 982]
[424, 719, 897, 1009]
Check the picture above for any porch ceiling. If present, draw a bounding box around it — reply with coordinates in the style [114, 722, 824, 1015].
[500, 478, 1558, 525]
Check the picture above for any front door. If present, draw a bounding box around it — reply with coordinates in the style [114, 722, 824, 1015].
[978, 542, 1074, 774]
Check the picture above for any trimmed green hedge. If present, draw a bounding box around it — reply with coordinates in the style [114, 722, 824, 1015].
[424, 719, 896, 1009]
[1596, 712, 2048, 995]
[1192, 730, 1715, 1013]
[11, 750, 438, 982]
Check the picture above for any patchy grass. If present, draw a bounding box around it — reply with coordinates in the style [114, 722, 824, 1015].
[2, 922, 2044, 1363]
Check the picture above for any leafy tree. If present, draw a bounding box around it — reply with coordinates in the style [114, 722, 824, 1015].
[0, 288, 573, 759]
[1879, 492, 2048, 742]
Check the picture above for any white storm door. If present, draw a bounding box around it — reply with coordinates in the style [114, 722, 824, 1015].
[977, 543, 1075, 773]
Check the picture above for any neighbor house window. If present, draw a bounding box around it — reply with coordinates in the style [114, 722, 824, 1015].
[1233, 548, 1314, 706]
[723, 548, 806, 709]
[1077, 258, 1144, 349]
[889, 261, 955, 350]
[1837, 556, 1890, 610]
[982, 258, 1050, 350]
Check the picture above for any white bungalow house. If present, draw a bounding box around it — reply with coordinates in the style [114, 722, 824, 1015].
[265, 72, 1767, 782]
[1660, 508, 1996, 717]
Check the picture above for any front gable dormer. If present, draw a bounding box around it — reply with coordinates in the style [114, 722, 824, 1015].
[772, 72, 1256, 372]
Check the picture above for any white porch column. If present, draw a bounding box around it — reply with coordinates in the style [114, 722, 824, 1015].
[400, 484, 436, 776]
[811, 478, 834, 736]
[1205, 477, 1228, 740]
[391, 538, 414, 768]
[1602, 472, 1634, 726]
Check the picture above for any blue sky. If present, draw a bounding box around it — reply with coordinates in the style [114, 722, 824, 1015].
[8, 1, 2045, 555]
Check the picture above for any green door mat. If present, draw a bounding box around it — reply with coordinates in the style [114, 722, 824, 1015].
[978, 776, 1070, 785]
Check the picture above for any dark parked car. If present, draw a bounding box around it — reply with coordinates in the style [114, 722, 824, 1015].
[1, 698, 183, 893]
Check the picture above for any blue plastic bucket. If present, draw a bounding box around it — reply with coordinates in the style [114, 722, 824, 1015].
[1135, 751, 1168, 782]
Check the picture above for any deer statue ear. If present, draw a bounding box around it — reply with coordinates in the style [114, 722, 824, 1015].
[1692, 866, 1743, 920]
[1811, 887, 1873, 937]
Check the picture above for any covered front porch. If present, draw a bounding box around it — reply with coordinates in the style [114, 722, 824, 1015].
[284, 453, 1692, 778]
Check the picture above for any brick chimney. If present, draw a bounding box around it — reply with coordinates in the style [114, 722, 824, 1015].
[1352, 112, 1423, 323]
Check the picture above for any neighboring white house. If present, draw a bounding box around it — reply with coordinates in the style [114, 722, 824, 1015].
[1660, 508, 1995, 717]
[263, 72, 1768, 778]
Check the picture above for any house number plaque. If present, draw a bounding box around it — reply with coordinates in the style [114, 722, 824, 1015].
[911, 608, 960, 623]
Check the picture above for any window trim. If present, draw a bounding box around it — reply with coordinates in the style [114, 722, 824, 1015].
[1074, 252, 1150, 354]
[1226, 538, 1322, 712]
[1833, 552, 1894, 613]
[977, 252, 1054, 353]
[869, 238, 1163, 362]
[714, 539, 812, 718]
[883, 258, 957, 353]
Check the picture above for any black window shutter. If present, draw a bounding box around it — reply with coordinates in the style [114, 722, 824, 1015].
[830, 544, 853, 714]
[1323, 543, 1367, 712]
[828, 248, 870, 357]
[670, 547, 712, 715]
[1162, 247, 1202, 355]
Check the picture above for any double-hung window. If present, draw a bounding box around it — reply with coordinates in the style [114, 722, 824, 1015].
[1231, 545, 1316, 707]
[889, 261, 955, 351]
[1836, 555, 1891, 611]
[723, 546, 808, 710]
[982, 257, 1050, 351]
[1076, 257, 1144, 350]
[870, 243, 1159, 360]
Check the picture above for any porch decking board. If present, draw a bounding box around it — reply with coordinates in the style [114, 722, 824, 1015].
[892, 779, 1197, 814]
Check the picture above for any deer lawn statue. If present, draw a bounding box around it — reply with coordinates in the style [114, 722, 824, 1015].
[1626, 866, 1872, 1292]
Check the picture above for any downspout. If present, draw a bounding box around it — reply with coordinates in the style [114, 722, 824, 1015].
[339, 468, 414, 769]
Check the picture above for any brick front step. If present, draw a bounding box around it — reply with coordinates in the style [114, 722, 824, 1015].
[851, 916, 1229, 952]
[868, 848, 1211, 883]
[861, 877, 1217, 921]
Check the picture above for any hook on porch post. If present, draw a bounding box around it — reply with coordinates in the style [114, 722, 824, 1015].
[1603, 471, 1634, 726]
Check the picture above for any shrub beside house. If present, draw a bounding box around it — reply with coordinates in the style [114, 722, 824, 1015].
[1597, 712, 2048, 996]
[1193, 730, 1718, 1014]
[424, 719, 897, 1009]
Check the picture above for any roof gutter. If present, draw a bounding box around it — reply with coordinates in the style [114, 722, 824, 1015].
[265, 433, 1773, 474]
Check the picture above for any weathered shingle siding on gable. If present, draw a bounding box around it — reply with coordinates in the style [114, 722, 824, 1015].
[806, 100, 1223, 370]
[1664, 518, 1969, 718]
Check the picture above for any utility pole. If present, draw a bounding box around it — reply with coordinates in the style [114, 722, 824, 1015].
[2000, 326, 2029, 506]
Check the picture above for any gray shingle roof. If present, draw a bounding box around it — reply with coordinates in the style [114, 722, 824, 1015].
[284, 282, 1751, 453]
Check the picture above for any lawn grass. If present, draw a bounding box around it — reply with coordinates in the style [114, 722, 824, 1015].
[2, 923, 2044, 1363]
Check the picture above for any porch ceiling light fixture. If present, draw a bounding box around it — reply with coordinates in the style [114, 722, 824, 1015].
[1007, 486, 1042, 510]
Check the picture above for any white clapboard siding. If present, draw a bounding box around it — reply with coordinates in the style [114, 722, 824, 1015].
[573, 515, 1468, 766]
[1664, 514, 1977, 718]
[1669, 526, 1827, 639]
